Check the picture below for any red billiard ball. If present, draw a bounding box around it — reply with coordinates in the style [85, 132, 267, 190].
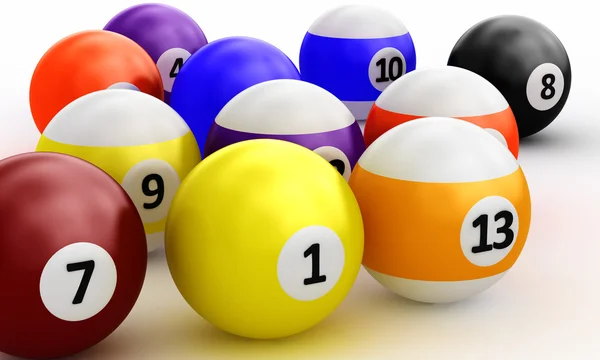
[0, 152, 147, 359]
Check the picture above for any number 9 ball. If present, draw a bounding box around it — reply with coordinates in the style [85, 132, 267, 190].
[36, 89, 201, 252]
[448, 15, 571, 137]
[0, 152, 147, 359]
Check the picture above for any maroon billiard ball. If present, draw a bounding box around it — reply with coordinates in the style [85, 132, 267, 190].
[0, 152, 147, 359]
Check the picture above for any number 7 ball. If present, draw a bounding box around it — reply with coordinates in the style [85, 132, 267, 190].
[0, 152, 147, 359]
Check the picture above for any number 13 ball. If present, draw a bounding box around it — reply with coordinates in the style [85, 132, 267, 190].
[300, 5, 416, 122]
[448, 15, 571, 138]
[349, 117, 531, 303]
[36, 89, 201, 252]
[0, 152, 147, 359]
[165, 139, 364, 339]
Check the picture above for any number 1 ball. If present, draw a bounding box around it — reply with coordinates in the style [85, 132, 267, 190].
[165, 139, 364, 339]
[349, 117, 531, 303]
[0, 152, 147, 359]
[104, 3, 208, 104]
[448, 15, 571, 138]
[36, 89, 201, 252]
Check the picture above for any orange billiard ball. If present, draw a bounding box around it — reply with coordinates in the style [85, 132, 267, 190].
[29, 30, 164, 133]
[364, 66, 520, 158]
[350, 117, 531, 303]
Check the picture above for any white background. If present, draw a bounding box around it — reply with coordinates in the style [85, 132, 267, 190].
[0, 0, 598, 359]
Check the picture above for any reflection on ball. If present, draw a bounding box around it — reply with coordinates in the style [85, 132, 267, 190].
[36, 89, 201, 252]
[350, 117, 531, 303]
[166, 139, 364, 339]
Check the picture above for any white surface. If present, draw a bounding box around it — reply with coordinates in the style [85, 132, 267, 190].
[215, 79, 355, 133]
[0, 0, 598, 359]
[43, 89, 190, 146]
[357, 117, 519, 183]
[375, 66, 509, 116]
[306, 4, 408, 38]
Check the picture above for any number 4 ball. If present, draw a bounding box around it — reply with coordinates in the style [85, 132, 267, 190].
[104, 3, 208, 104]
[448, 15, 571, 138]
[349, 117, 531, 303]
[0, 152, 147, 359]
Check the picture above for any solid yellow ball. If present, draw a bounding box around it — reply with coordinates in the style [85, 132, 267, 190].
[165, 139, 364, 339]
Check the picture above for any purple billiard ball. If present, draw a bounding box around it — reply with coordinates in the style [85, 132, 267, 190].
[204, 79, 366, 181]
[104, 3, 208, 104]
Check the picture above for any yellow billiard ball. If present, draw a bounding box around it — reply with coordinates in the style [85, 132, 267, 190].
[165, 139, 364, 339]
[36, 89, 201, 252]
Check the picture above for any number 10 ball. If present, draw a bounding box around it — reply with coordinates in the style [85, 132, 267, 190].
[349, 117, 531, 303]
[36, 89, 201, 252]
[448, 15, 571, 137]
[300, 5, 416, 122]
[165, 139, 364, 339]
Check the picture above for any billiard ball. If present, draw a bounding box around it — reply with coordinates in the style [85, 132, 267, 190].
[364, 66, 520, 158]
[0, 152, 147, 359]
[29, 30, 163, 133]
[170, 36, 301, 156]
[104, 3, 208, 104]
[36, 89, 201, 252]
[165, 139, 364, 339]
[349, 117, 531, 303]
[204, 79, 365, 181]
[300, 5, 416, 122]
[448, 15, 571, 138]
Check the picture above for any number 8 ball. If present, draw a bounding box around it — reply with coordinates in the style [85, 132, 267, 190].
[448, 15, 571, 138]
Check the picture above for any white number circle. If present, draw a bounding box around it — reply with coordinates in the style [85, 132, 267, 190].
[121, 159, 181, 224]
[526, 63, 565, 111]
[277, 226, 345, 301]
[156, 48, 192, 92]
[484, 128, 508, 149]
[39, 242, 117, 322]
[313, 146, 351, 181]
[368, 47, 406, 92]
[107, 82, 140, 91]
[460, 196, 519, 267]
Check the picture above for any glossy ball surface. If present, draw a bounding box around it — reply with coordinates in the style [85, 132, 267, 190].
[364, 66, 520, 158]
[204, 79, 365, 181]
[350, 117, 531, 303]
[166, 139, 364, 339]
[448, 15, 571, 137]
[104, 3, 208, 104]
[0, 152, 147, 359]
[300, 5, 416, 121]
[36, 89, 201, 252]
[170, 36, 301, 156]
[29, 30, 163, 133]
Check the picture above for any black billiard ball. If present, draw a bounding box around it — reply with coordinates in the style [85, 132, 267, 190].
[447, 15, 571, 138]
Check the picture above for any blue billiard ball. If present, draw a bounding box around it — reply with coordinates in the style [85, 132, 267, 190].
[170, 36, 301, 155]
[300, 5, 417, 122]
